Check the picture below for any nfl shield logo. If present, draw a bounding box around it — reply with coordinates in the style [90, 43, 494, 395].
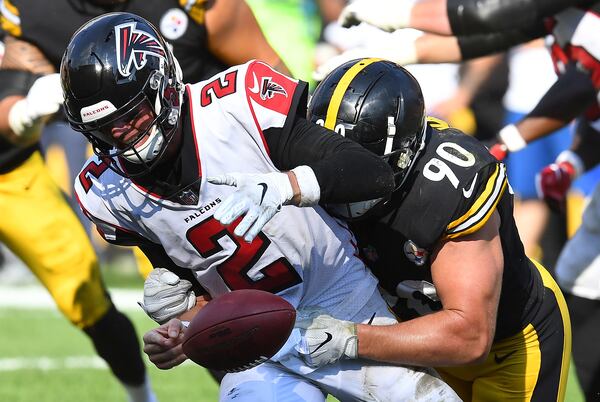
[403, 240, 428, 266]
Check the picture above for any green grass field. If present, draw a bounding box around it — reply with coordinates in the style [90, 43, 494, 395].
[0, 308, 220, 402]
[0, 258, 587, 402]
[0, 304, 586, 402]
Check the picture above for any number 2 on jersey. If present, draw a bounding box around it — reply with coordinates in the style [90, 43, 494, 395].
[200, 71, 238, 107]
[187, 217, 302, 293]
[423, 142, 475, 188]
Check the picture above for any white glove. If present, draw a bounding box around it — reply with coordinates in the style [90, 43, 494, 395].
[8, 73, 63, 144]
[208, 171, 294, 242]
[138, 268, 196, 324]
[296, 310, 358, 368]
[312, 29, 421, 82]
[339, 0, 415, 32]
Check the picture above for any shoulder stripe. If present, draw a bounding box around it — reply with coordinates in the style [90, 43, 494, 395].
[324, 58, 380, 130]
[178, 0, 207, 25]
[426, 116, 450, 131]
[445, 163, 507, 239]
[0, 0, 21, 36]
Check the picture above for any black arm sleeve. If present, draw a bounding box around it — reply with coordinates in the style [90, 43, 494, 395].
[0, 69, 40, 99]
[457, 24, 546, 60]
[448, 0, 593, 36]
[528, 63, 597, 122]
[264, 116, 395, 203]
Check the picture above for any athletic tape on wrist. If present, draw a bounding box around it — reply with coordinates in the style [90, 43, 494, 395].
[291, 165, 321, 207]
[498, 124, 527, 152]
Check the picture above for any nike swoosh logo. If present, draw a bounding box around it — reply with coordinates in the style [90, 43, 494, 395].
[367, 312, 377, 325]
[463, 173, 478, 198]
[494, 350, 516, 364]
[257, 182, 268, 205]
[249, 73, 260, 94]
[311, 332, 333, 355]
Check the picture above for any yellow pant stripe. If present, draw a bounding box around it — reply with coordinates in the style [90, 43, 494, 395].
[531, 259, 572, 401]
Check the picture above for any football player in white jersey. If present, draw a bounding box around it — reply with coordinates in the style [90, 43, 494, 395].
[61, 12, 461, 402]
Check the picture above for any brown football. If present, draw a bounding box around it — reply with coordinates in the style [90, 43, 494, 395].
[182, 289, 296, 372]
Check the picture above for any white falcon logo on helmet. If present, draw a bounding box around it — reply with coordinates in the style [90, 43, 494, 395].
[115, 22, 166, 77]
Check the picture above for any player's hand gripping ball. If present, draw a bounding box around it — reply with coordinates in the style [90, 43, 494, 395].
[182, 289, 296, 372]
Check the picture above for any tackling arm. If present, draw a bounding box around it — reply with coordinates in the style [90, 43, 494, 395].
[340, 0, 582, 36]
[357, 211, 503, 366]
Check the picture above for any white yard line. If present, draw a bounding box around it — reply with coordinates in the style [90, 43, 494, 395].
[0, 356, 108, 371]
[0, 285, 142, 312]
[0, 356, 194, 372]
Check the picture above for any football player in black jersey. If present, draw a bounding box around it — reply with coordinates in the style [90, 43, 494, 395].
[293, 59, 572, 402]
[0, 0, 289, 401]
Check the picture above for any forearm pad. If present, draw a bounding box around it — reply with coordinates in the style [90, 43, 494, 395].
[448, 0, 584, 36]
[0, 69, 39, 99]
[457, 24, 545, 60]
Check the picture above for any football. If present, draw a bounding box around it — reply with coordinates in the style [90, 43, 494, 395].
[182, 289, 296, 372]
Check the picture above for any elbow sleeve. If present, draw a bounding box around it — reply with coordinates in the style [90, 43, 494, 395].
[448, 0, 574, 36]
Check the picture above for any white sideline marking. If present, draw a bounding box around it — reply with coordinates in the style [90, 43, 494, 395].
[0, 356, 194, 372]
[0, 356, 108, 371]
[0, 285, 141, 311]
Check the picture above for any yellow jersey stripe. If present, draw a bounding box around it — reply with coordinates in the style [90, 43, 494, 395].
[324, 58, 380, 130]
[445, 164, 507, 237]
[531, 259, 572, 401]
[1, 0, 20, 36]
[426, 116, 450, 131]
[178, 0, 206, 24]
[447, 163, 500, 230]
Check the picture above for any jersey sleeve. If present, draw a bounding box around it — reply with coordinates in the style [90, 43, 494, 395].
[242, 60, 308, 146]
[444, 162, 508, 240]
[74, 158, 147, 247]
[0, 0, 22, 37]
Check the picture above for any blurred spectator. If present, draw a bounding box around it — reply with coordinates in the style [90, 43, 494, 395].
[502, 41, 573, 261]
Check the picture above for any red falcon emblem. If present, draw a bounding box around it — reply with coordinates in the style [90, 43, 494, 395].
[115, 22, 166, 77]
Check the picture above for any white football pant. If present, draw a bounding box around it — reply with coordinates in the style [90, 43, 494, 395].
[219, 289, 460, 401]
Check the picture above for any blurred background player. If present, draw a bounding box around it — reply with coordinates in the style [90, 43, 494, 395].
[0, 0, 291, 400]
[337, 0, 591, 36]
[0, 71, 156, 402]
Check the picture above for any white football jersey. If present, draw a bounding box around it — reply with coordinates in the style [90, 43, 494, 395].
[74, 60, 379, 320]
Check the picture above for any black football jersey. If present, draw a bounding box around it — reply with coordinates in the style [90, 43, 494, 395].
[0, 0, 226, 170]
[1, 0, 225, 82]
[351, 118, 545, 341]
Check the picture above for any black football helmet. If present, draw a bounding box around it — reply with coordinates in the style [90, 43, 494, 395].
[308, 58, 426, 219]
[61, 12, 184, 177]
